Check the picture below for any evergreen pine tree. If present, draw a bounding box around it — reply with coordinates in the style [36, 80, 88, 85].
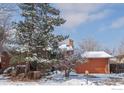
[15, 3, 68, 59]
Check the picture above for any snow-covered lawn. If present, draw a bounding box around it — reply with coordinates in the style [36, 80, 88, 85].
[1, 71, 124, 86]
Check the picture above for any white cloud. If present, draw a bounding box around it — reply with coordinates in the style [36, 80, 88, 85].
[111, 16, 124, 29]
[56, 4, 102, 14]
[89, 9, 111, 21]
[63, 13, 89, 28]
[56, 4, 110, 30]
[98, 16, 124, 32]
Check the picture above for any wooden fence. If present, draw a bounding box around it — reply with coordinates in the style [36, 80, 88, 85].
[110, 63, 124, 73]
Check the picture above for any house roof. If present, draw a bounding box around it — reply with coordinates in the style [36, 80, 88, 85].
[59, 44, 73, 51]
[81, 51, 112, 58]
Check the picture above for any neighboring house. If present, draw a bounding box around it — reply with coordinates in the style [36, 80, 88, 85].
[75, 51, 112, 74]
[59, 39, 74, 57]
[114, 54, 124, 63]
[0, 46, 11, 69]
[109, 54, 124, 73]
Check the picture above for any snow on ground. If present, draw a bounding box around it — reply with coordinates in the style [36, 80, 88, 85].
[1, 71, 124, 86]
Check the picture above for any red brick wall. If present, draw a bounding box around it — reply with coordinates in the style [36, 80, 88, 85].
[75, 58, 109, 74]
[0, 52, 11, 68]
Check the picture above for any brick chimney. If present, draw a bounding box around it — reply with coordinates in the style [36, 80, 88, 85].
[67, 39, 74, 48]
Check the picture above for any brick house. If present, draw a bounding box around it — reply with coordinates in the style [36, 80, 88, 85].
[0, 46, 11, 69]
[59, 39, 74, 58]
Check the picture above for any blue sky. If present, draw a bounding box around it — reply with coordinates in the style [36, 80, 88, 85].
[52, 4, 124, 49]
[11, 4, 124, 49]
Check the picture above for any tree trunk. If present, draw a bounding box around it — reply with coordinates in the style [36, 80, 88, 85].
[25, 62, 30, 75]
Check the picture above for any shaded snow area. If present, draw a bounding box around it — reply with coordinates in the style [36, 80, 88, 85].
[1, 72, 124, 86]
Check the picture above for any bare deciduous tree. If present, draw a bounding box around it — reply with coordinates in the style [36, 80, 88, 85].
[0, 4, 15, 49]
[103, 47, 116, 55]
[79, 38, 101, 52]
[117, 41, 124, 55]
